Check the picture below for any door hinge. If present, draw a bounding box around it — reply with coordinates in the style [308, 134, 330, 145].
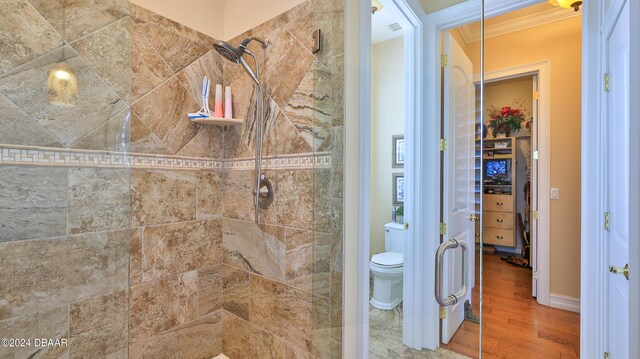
[604, 212, 611, 231]
[604, 352, 610, 359]
[533, 91, 539, 100]
[533, 150, 539, 160]
[604, 73, 610, 91]
[440, 139, 448, 151]
[440, 223, 447, 235]
[531, 210, 539, 220]
[533, 271, 538, 280]
[439, 306, 447, 319]
[441, 54, 448, 67]
[468, 214, 479, 222]
[404, 222, 409, 230]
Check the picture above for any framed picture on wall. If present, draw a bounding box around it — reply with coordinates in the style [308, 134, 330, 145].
[392, 173, 405, 206]
[392, 135, 405, 168]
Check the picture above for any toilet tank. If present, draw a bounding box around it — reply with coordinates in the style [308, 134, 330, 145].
[384, 222, 405, 253]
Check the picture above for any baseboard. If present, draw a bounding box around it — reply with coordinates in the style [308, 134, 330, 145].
[549, 293, 580, 313]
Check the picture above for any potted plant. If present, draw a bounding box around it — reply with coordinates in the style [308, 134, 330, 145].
[395, 206, 404, 224]
[486, 100, 528, 138]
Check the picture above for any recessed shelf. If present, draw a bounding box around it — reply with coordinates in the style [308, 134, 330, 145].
[190, 117, 244, 126]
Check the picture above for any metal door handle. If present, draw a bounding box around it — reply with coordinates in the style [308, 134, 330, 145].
[435, 238, 469, 307]
[609, 263, 629, 280]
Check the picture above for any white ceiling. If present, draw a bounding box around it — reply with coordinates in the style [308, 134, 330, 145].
[371, 6, 404, 44]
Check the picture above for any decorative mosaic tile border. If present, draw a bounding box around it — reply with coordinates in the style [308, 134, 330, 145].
[0, 145, 331, 171]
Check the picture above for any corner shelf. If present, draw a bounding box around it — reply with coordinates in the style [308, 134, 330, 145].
[190, 117, 243, 126]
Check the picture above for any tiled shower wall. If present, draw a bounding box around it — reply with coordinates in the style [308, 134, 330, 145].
[0, 0, 343, 359]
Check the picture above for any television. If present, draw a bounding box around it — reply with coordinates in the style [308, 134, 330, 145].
[484, 159, 511, 182]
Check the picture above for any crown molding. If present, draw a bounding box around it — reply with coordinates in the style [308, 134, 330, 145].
[458, 6, 582, 43]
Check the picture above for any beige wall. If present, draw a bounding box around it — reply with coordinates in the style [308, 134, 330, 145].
[467, 16, 582, 299]
[131, 0, 306, 40]
[131, 0, 226, 39]
[370, 37, 405, 255]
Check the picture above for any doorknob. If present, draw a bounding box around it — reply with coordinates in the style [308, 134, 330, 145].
[609, 263, 629, 280]
[435, 238, 469, 307]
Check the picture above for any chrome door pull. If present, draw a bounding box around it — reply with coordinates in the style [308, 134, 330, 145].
[609, 263, 629, 280]
[435, 238, 469, 307]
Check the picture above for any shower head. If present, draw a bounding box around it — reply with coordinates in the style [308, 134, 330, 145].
[213, 36, 270, 86]
[213, 41, 244, 64]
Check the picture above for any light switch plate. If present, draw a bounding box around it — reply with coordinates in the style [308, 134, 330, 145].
[550, 188, 560, 200]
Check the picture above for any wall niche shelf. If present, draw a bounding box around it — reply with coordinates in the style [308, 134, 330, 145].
[191, 117, 244, 126]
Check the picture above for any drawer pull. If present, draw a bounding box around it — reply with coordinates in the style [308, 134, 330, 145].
[496, 202, 504, 206]
[496, 218, 504, 223]
[496, 235, 504, 239]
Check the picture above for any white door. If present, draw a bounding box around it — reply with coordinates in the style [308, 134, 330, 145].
[530, 75, 539, 298]
[604, 0, 630, 356]
[441, 32, 476, 344]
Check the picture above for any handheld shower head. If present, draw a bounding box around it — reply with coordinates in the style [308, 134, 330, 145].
[213, 41, 244, 64]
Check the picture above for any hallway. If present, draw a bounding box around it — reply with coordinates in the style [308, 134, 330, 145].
[443, 252, 580, 358]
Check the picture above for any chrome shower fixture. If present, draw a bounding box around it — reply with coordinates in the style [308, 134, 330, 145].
[213, 36, 272, 223]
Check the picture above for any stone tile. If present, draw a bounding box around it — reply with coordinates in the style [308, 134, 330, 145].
[272, 112, 312, 156]
[29, 0, 129, 42]
[0, 230, 130, 320]
[131, 5, 213, 73]
[0, 0, 64, 76]
[0, 46, 127, 147]
[285, 228, 314, 292]
[313, 232, 331, 299]
[176, 125, 223, 159]
[131, 76, 199, 154]
[223, 127, 253, 159]
[329, 127, 344, 199]
[0, 305, 68, 359]
[197, 265, 223, 317]
[0, 94, 63, 147]
[312, 169, 332, 234]
[223, 311, 285, 359]
[69, 290, 128, 359]
[330, 198, 344, 271]
[241, 96, 280, 158]
[283, 61, 332, 152]
[73, 109, 171, 154]
[71, 16, 132, 102]
[330, 270, 342, 343]
[176, 50, 223, 112]
[130, 169, 196, 226]
[141, 311, 223, 359]
[222, 219, 285, 282]
[131, 22, 174, 101]
[129, 271, 198, 342]
[282, 284, 314, 352]
[329, 54, 344, 127]
[266, 170, 315, 231]
[261, 29, 314, 109]
[286, 342, 311, 359]
[68, 167, 130, 234]
[130, 228, 143, 286]
[141, 220, 222, 282]
[0, 166, 67, 242]
[196, 171, 224, 220]
[222, 265, 250, 321]
[222, 170, 254, 221]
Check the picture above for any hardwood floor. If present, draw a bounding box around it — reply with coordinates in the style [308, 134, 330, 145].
[442, 252, 580, 358]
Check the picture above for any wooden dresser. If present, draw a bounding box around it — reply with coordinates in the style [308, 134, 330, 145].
[482, 137, 516, 247]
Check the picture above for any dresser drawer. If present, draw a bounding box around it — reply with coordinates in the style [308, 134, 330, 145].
[482, 228, 515, 247]
[484, 194, 513, 212]
[483, 211, 513, 230]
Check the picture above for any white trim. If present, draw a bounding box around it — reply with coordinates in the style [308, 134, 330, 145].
[458, 6, 581, 43]
[549, 294, 581, 313]
[476, 61, 552, 307]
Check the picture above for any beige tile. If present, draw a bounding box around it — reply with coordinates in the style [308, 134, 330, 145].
[266, 170, 315, 231]
[330, 198, 344, 271]
[71, 17, 132, 102]
[0, 46, 126, 147]
[0, 305, 68, 359]
[330, 271, 342, 343]
[129, 271, 198, 343]
[69, 290, 127, 359]
[130, 228, 143, 286]
[131, 76, 199, 154]
[222, 219, 285, 282]
[130, 169, 196, 226]
[223, 265, 250, 321]
[0, 0, 64, 75]
[222, 170, 255, 221]
[73, 109, 171, 154]
[177, 125, 223, 159]
[196, 171, 224, 220]
[0, 230, 129, 320]
[272, 112, 312, 156]
[29, 0, 129, 42]
[176, 50, 223, 111]
[141, 311, 222, 359]
[282, 285, 314, 352]
[223, 126, 253, 160]
[313, 232, 331, 298]
[285, 342, 311, 359]
[131, 22, 174, 101]
[68, 167, 130, 234]
[0, 94, 63, 147]
[285, 228, 314, 291]
[0, 166, 67, 242]
[197, 265, 223, 317]
[223, 311, 285, 359]
[141, 220, 222, 282]
[131, 5, 212, 73]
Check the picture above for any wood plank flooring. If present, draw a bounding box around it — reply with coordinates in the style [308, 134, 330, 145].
[442, 252, 580, 358]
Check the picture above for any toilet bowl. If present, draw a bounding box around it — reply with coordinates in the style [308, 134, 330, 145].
[370, 222, 405, 310]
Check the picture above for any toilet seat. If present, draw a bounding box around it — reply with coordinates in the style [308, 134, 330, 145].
[371, 252, 403, 268]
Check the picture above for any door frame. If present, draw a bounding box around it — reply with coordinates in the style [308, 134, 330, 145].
[474, 62, 552, 307]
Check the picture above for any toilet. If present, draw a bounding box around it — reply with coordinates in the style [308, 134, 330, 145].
[370, 222, 404, 310]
